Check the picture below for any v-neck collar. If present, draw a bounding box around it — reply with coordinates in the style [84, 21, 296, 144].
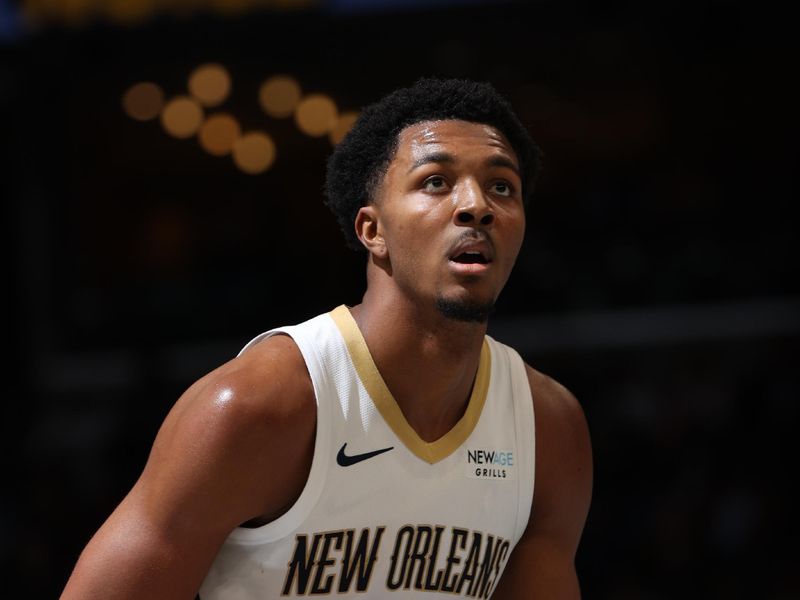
[329, 304, 491, 464]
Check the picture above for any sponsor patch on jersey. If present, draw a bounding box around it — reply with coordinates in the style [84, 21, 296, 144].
[465, 448, 514, 480]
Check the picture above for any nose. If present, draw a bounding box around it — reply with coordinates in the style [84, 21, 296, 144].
[453, 180, 495, 227]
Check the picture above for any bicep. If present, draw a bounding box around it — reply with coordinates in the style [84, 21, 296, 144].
[62, 486, 227, 600]
[61, 399, 254, 600]
[62, 339, 316, 599]
[491, 531, 581, 600]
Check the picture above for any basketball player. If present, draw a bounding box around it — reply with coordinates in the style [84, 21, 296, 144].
[62, 78, 592, 599]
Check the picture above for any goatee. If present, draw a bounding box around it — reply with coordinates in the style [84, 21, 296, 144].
[435, 297, 495, 323]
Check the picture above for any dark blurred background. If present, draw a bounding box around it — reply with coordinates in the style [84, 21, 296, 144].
[3, 0, 799, 598]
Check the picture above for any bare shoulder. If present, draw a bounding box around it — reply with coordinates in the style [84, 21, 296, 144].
[525, 365, 589, 447]
[525, 364, 592, 539]
[60, 333, 317, 599]
[140, 332, 317, 532]
[173, 332, 315, 430]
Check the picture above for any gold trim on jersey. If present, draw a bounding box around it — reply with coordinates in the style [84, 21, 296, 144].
[329, 304, 491, 465]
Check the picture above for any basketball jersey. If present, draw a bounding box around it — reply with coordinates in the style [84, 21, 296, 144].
[199, 305, 535, 599]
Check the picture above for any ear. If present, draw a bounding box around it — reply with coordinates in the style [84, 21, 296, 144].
[354, 205, 388, 259]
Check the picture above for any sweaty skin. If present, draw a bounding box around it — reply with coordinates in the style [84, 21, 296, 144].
[353, 120, 526, 440]
[61, 119, 592, 600]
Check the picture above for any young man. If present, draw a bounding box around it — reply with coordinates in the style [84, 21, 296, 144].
[62, 78, 592, 599]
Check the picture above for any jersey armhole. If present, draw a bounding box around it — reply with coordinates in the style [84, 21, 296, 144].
[224, 325, 331, 545]
[508, 345, 535, 543]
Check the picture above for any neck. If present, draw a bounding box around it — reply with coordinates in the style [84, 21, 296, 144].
[348, 277, 488, 443]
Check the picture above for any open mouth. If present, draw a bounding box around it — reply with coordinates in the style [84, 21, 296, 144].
[450, 251, 490, 265]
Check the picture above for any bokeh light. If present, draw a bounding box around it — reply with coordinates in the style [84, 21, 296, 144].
[104, 0, 156, 25]
[188, 63, 231, 107]
[208, 0, 252, 16]
[198, 113, 241, 156]
[259, 75, 302, 118]
[329, 111, 359, 145]
[295, 94, 338, 137]
[122, 82, 165, 122]
[232, 131, 276, 174]
[57, 0, 94, 27]
[161, 96, 204, 139]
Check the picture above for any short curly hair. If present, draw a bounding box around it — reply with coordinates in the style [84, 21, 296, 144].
[324, 77, 543, 251]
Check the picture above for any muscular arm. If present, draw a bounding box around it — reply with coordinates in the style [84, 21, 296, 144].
[61, 334, 316, 600]
[492, 367, 593, 600]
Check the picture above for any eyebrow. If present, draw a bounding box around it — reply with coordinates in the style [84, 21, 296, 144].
[407, 151, 521, 177]
[486, 155, 521, 177]
[408, 151, 455, 173]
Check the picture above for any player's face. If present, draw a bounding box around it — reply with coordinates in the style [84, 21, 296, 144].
[371, 119, 526, 321]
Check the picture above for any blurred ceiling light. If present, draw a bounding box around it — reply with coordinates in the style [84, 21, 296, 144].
[161, 96, 204, 139]
[58, 0, 94, 27]
[122, 82, 165, 122]
[188, 63, 231, 107]
[199, 113, 241, 156]
[233, 131, 276, 174]
[259, 75, 302, 118]
[104, 0, 156, 25]
[295, 94, 338, 137]
[212, 0, 317, 13]
[21, 0, 319, 27]
[209, 0, 252, 15]
[329, 111, 359, 145]
[255, 0, 318, 9]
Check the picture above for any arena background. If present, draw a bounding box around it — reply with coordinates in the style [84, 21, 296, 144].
[3, 1, 798, 597]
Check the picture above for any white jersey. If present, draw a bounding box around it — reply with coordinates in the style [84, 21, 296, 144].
[199, 305, 535, 599]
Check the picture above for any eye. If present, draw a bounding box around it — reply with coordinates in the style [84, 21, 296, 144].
[490, 180, 514, 197]
[423, 176, 449, 193]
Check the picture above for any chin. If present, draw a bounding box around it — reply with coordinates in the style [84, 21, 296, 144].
[435, 296, 496, 323]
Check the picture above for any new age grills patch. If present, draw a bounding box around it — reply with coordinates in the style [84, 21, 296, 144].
[465, 448, 514, 480]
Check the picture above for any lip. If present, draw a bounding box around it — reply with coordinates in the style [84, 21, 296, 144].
[447, 239, 494, 277]
[448, 261, 491, 275]
[448, 237, 495, 263]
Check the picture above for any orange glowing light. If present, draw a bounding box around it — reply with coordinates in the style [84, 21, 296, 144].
[161, 96, 204, 139]
[259, 75, 302, 118]
[329, 111, 359, 145]
[198, 113, 241, 156]
[232, 131, 276, 174]
[188, 63, 231, 107]
[122, 82, 165, 122]
[295, 94, 338, 137]
[104, 0, 156, 25]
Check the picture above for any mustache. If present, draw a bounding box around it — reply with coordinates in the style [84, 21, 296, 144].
[449, 229, 494, 252]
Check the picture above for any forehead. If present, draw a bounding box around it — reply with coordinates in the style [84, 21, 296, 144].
[392, 119, 519, 169]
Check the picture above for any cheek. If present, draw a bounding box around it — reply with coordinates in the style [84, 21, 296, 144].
[499, 206, 526, 242]
[382, 221, 424, 274]
[496, 221, 526, 272]
[384, 201, 443, 254]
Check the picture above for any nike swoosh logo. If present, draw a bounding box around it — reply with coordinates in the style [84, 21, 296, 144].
[336, 443, 394, 467]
